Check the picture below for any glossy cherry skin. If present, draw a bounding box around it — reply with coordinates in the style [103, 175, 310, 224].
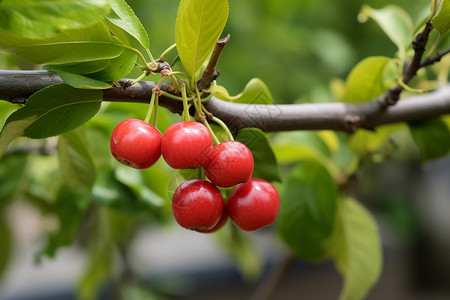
[172, 179, 225, 231]
[110, 119, 161, 169]
[227, 178, 280, 232]
[204, 141, 254, 188]
[161, 121, 213, 169]
[196, 208, 228, 233]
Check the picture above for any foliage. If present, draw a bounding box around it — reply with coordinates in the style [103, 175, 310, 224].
[0, 0, 449, 299]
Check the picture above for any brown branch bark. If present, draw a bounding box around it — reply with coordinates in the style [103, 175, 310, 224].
[1, 70, 450, 133]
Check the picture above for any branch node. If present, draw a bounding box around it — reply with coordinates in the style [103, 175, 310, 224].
[345, 114, 363, 132]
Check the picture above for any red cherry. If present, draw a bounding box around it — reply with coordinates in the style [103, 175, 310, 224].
[196, 208, 228, 233]
[227, 178, 280, 232]
[172, 179, 224, 231]
[161, 121, 213, 169]
[110, 118, 161, 169]
[204, 141, 254, 188]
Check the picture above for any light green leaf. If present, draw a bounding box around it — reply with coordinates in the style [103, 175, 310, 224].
[0, 22, 125, 64]
[340, 56, 392, 103]
[236, 128, 280, 182]
[432, 0, 450, 34]
[278, 161, 338, 262]
[0, 84, 102, 157]
[329, 198, 382, 300]
[409, 118, 450, 162]
[359, 5, 414, 53]
[175, 0, 229, 78]
[107, 0, 150, 49]
[215, 78, 274, 104]
[0, 0, 111, 39]
[58, 129, 97, 190]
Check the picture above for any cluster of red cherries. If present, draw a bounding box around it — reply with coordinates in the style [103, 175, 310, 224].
[110, 118, 280, 232]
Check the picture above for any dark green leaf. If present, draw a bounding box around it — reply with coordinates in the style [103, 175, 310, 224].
[175, 0, 229, 78]
[278, 161, 338, 262]
[432, 0, 450, 34]
[329, 198, 382, 300]
[0, 22, 124, 64]
[409, 118, 450, 162]
[58, 129, 97, 190]
[44, 60, 110, 75]
[0, 153, 28, 205]
[236, 128, 281, 182]
[0, 0, 111, 39]
[0, 218, 11, 280]
[88, 49, 137, 82]
[107, 0, 150, 49]
[0, 83, 102, 157]
[215, 78, 274, 104]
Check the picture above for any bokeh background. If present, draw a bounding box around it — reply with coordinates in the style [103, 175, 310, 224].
[1, 0, 450, 299]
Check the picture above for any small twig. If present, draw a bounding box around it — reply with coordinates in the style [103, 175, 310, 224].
[249, 253, 297, 300]
[380, 21, 434, 106]
[421, 48, 450, 67]
[197, 34, 230, 91]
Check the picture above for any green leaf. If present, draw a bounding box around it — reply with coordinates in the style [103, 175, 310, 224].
[278, 161, 338, 262]
[359, 5, 414, 53]
[0, 83, 102, 157]
[58, 129, 97, 190]
[409, 118, 450, 162]
[107, 0, 150, 49]
[88, 49, 137, 82]
[215, 78, 274, 104]
[0, 0, 111, 39]
[340, 56, 392, 103]
[48, 70, 112, 89]
[329, 198, 382, 300]
[0, 218, 11, 280]
[0, 21, 125, 64]
[175, 0, 229, 78]
[44, 60, 110, 75]
[0, 153, 28, 204]
[236, 128, 280, 182]
[432, 0, 450, 34]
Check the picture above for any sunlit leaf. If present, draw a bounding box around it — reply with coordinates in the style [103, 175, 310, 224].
[329, 197, 382, 300]
[215, 78, 274, 104]
[340, 56, 392, 103]
[175, 0, 229, 78]
[0, 22, 124, 64]
[107, 0, 150, 49]
[0, 0, 111, 39]
[432, 0, 450, 34]
[278, 161, 338, 262]
[0, 84, 102, 157]
[359, 5, 414, 53]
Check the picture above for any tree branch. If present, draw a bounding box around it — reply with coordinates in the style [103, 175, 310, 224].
[1, 70, 450, 133]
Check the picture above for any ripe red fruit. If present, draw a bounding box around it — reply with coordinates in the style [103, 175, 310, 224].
[196, 208, 228, 233]
[204, 141, 254, 188]
[227, 178, 280, 232]
[172, 179, 224, 231]
[161, 121, 213, 169]
[110, 118, 161, 169]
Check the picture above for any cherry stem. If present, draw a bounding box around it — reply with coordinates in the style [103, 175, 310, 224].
[158, 43, 177, 61]
[202, 120, 221, 145]
[181, 84, 190, 122]
[144, 91, 157, 124]
[212, 116, 234, 141]
[153, 93, 159, 127]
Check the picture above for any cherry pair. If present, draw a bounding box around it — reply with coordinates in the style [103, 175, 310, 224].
[172, 178, 280, 232]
